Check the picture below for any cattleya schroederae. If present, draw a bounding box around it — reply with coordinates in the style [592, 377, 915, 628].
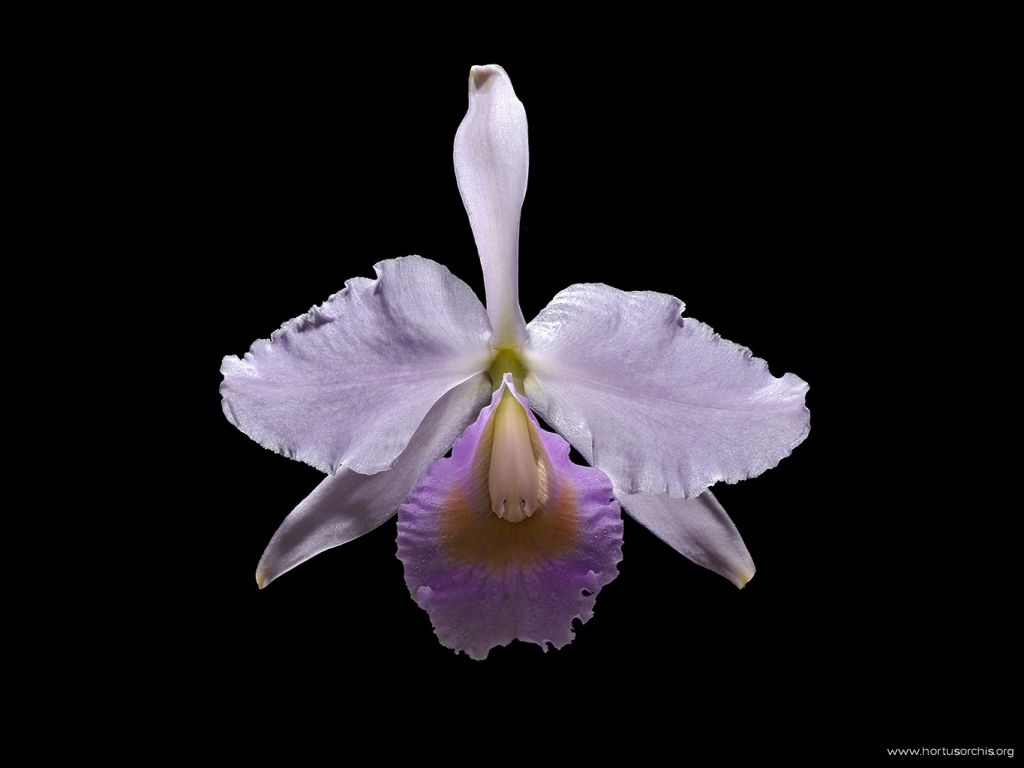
[220, 65, 810, 659]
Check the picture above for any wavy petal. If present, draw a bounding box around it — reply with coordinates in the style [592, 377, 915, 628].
[524, 283, 810, 498]
[453, 64, 528, 346]
[397, 375, 622, 660]
[221, 256, 492, 475]
[255, 375, 491, 588]
[619, 490, 755, 588]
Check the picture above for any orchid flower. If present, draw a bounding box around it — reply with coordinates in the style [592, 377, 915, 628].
[220, 65, 810, 660]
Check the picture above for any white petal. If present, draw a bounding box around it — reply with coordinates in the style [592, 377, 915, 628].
[619, 490, 755, 588]
[525, 283, 809, 498]
[453, 64, 528, 346]
[221, 256, 492, 475]
[255, 374, 492, 588]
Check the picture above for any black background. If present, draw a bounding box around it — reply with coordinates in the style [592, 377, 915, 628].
[155, 36, 1016, 757]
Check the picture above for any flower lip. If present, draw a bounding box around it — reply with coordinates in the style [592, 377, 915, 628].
[396, 369, 623, 659]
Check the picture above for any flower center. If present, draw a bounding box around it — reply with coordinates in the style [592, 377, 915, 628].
[488, 388, 539, 524]
[489, 346, 526, 391]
